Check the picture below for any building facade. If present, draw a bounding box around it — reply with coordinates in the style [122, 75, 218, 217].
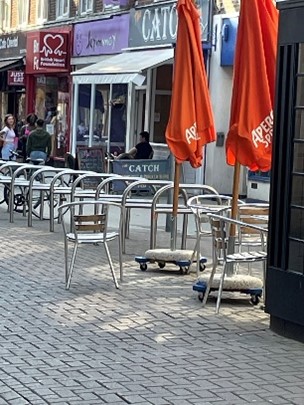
[0, 0, 268, 201]
[0, 0, 132, 159]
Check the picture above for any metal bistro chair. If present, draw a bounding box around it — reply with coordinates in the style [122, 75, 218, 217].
[150, 184, 220, 251]
[204, 212, 268, 313]
[237, 203, 269, 253]
[187, 195, 245, 276]
[58, 200, 123, 290]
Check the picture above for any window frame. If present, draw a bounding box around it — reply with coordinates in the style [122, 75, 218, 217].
[0, 0, 11, 31]
[56, 0, 70, 19]
[17, 0, 29, 28]
[36, 0, 48, 23]
[80, 0, 93, 15]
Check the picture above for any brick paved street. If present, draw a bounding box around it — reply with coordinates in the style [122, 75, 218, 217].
[0, 205, 304, 405]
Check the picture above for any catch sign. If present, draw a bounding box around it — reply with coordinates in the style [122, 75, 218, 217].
[112, 159, 170, 180]
[128, 0, 210, 47]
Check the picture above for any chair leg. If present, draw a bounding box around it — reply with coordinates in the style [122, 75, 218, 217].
[215, 262, 228, 314]
[104, 242, 119, 289]
[40, 190, 44, 220]
[121, 207, 128, 254]
[202, 239, 218, 307]
[262, 259, 266, 303]
[150, 211, 157, 250]
[64, 238, 69, 284]
[118, 232, 123, 283]
[125, 209, 130, 239]
[66, 243, 78, 289]
[50, 191, 55, 232]
[202, 260, 217, 307]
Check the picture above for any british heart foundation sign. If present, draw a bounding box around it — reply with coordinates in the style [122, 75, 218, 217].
[26, 31, 69, 74]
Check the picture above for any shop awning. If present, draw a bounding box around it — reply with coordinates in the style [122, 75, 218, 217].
[0, 58, 24, 72]
[72, 48, 174, 85]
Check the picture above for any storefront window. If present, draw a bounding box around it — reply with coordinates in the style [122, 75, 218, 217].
[76, 84, 127, 155]
[35, 76, 69, 158]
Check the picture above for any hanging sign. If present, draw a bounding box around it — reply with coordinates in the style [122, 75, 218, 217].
[7, 70, 25, 86]
[26, 31, 70, 74]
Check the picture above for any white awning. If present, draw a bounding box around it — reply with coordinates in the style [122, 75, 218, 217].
[73, 72, 146, 86]
[72, 48, 174, 85]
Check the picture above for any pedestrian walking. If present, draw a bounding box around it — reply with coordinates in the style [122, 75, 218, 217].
[26, 118, 52, 162]
[0, 114, 17, 160]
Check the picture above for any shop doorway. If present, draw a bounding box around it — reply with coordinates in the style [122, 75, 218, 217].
[134, 88, 146, 144]
[35, 76, 70, 158]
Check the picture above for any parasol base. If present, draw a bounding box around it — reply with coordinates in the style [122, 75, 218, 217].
[135, 249, 207, 275]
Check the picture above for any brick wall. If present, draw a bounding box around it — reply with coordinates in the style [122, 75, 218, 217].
[10, 0, 18, 28]
[29, 0, 36, 25]
[4, 0, 241, 34]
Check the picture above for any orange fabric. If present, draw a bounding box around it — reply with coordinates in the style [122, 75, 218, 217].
[226, 0, 278, 172]
[165, 0, 216, 169]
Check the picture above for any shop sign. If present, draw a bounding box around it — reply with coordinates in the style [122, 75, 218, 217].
[103, 0, 129, 10]
[0, 32, 26, 58]
[129, 0, 210, 48]
[26, 31, 70, 74]
[7, 70, 25, 86]
[112, 159, 170, 180]
[73, 14, 129, 57]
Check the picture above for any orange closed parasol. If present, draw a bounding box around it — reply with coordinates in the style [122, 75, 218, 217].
[165, 0, 216, 169]
[226, 0, 278, 172]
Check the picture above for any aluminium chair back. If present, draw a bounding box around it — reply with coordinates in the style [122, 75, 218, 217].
[237, 203, 269, 250]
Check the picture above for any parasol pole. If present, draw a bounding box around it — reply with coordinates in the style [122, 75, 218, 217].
[170, 160, 181, 250]
[227, 160, 241, 275]
[231, 160, 241, 234]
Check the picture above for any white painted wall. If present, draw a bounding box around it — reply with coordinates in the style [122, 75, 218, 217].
[247, 180, 270, 202]
[205, 13, 247, 195]
[205, 13, 270, 201]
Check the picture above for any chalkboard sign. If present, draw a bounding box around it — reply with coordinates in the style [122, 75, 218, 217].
[77, 146, 104, 173]
[77, 146, 104, 188]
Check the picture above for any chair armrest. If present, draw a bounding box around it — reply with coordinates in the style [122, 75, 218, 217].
[207, 212, 268, 234]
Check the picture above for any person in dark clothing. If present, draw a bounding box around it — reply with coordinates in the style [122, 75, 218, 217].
[117, 131, 153, 160]
[20, 113, 38, 161]
[26, 118, 52, 162]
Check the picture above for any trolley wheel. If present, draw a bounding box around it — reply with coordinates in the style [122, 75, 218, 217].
[140, 263, 147, 271]
[250, 295, 260, 305]
[158, 262, 166, 269]
[179, 266, 189, 275]
[198, 292, 204, 302]
[200, 263, 206, 272]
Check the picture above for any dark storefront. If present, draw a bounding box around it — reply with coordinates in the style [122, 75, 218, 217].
[0, 32, 26, 128]
[266, 0, 304, 341]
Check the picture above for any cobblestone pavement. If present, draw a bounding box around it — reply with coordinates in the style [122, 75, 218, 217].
[0, 206, 304, 405]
